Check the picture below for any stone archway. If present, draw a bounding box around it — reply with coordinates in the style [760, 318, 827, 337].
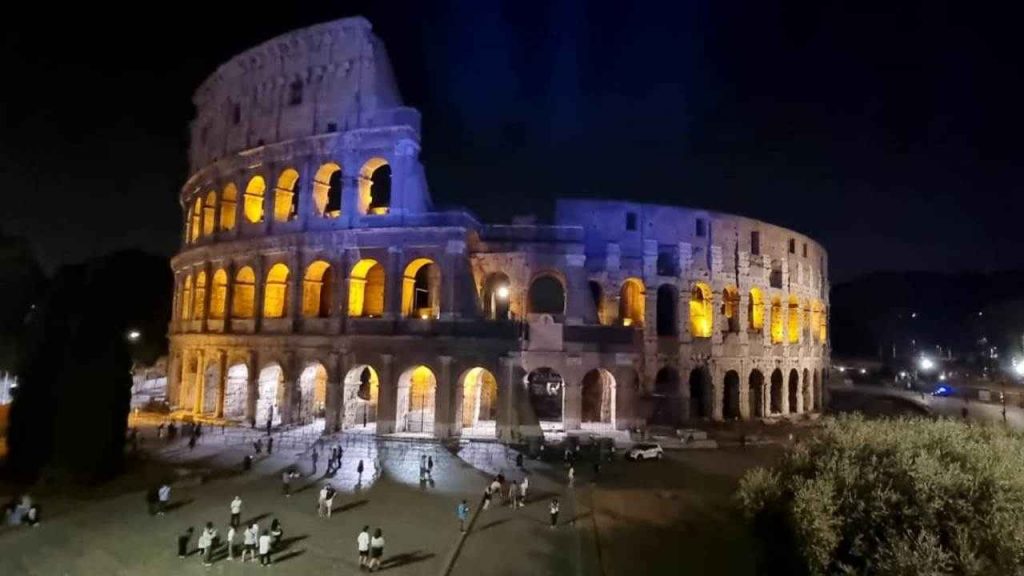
[202, 360, 221, 415]
[802, 368, 812, 413]
[343, 365, 379, 430]
[297, 362, 328, 424]
[526, 367, 564, 433]
[651, 367, 681, 426]
[814, 369, 823, 411]
[723, 370, 741, 420]
[788, 369, 800, 413]
[688, 367, 712, 420]
[770, 369, 784, 415]
[223, 363, 248, 421]
[460, 367, 498, 437]
[256, 364, 284, 427]
[581, 369, 616, 427]
[748, 370, 765, 419]
[396, 365, 436, 434]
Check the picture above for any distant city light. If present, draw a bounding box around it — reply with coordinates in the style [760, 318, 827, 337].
[1013, 361, 1024, 377]
[127, 329, 142, 342]
[911, 312, 917, 319]
[898, 371, 907, 378]
[838, 366, 846, 373]
[938, 372, 947, 381]
[859, 368, 867, 375]
[919, 357, 935, 371]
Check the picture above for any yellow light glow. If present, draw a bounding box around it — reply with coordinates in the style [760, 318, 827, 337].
[689, 282, 713, 338]
[232, 267, 256, 319]
[770, 297, 783, 344]
[263, 263, 290, 319]
[748, 288, 764, 331]
[301, 260, 332, 318]
[244, 176, 265, 223]
[619, 277, 645, 327]
[349, 259, 385, 317]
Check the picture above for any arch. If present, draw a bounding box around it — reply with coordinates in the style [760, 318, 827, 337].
[814, 369, 823, 411]
[589, 281, 605, 325]
[656, 284, 678, 336]
[301, 260, 333, 318]
[723, 370, 741, 419]
[231, 267, 256, 319]
[748, 288, 764, 332]
[343, 365, 379, 429]
[263, 263, 290, 319]
[770, 296, 784, 344]
[723, 286, 740, 333]
[202, 359, 221, 414]
[481, 272, 512, 320]
[256, 363, 284, 426]
[581, 369, 616, 424]
[652, 366, 681, 426]
[220, 183, 238, 231]
[460, 367, 498, 430]
[788, 296, 801, 343]
[402, 258, 441, 319]
[618, 278, 645, 327]
[688, 367, 712, 420]
[312, 162, 343, 217]
[527, 275, 566, 315]
[192, 271, 207, 320]
[348, 259, 385, 317]
[209, 269, 228, 320]
[223, 363, 248, 420]
[202, 191, 217, 237]
[748, 370, 765, 419]
[689, 282, 713, 338]
[359, 157, 390, 215]
[243, 176, 265, 223]
[526, 367, 564, 426]
[802, 368, 812, 414]
[396, 365, 436, 433]
[788, 369, 800, 413]
[273, 168, 299, 222]
[189, 198, 202, 242]
[297, 362, 328, 424]
[180, 274, 193, 320]
[770, 369, 784, 414]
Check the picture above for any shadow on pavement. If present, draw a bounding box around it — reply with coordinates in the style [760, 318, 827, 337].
[164, 498, 194, 512]
[381, 550, 435, 569]
[275, 549, 306, 564]
[336, 499, 368, 513]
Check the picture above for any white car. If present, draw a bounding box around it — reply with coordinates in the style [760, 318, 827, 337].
[626, 443, 664, 461]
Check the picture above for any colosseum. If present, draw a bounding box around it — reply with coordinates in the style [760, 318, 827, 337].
[167, 17, 830, 441]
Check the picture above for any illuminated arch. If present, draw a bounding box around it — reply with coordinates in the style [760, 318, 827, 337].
[581, 369, 616, 425]
[770, 296, 784, 344]
[358, 157, 390, 215]
[202, 191, 217, 236]
[209, 269, 228, 320]
[263, 263, 290, 318]
[396, 365, 436, 433]
[748, 288, 764, 332]
[189, 198, 202, 242]
[723, 286, 740, 333]
[481, 272, 512, 320]
[402, 258, 441, 318]
[244, 176, 265, 223]
[180, 274, 193, 320]
[256, 363, 284, 426]
[192, 270, 207, 320]
[527, 274, 566, 315]
[231, 267, 256, 319]
[460, 367, 498, 430]
[818, 305, 828, 343]
[618, 277, 645, 327]
[220, 183, 238, 231]
[343, 365, 379, 429]
[689, 282, 713, 338]
[301, 260, 333, 318]
[348, 259, 385, 317]
[297, 362, 328, 423]
[787, 295, 801, 343]
[312, 162, 342, 218]
[273, 168, 299, 222]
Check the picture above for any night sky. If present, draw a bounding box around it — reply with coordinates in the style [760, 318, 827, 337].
[2, 1, 1022, 281]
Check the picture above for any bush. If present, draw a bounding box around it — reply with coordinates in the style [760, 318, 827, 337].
[737, 415, 1024, 575]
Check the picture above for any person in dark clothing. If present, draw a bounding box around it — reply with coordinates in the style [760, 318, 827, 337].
[178, 527, 194, 558]
[267, 436, 274, 454]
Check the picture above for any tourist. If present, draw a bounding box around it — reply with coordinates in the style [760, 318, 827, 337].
[457, 499, 470, 532]
[325, 484, 336, 518]
[188, 433, 197, 451]
[198, 521, 215, 566]
[157, 422, 165, 439]
[520, 476, 529, 504]
[177, 526, 194, 558]
[266, 417, 272, 436]
[158, 483, 171, 515]
[549, 498, 560, 528]
[568, 465, 575, 488]
[282, 470, 293, 496]
[509, 481, 519, 508]
[254, 438, 262, 454]
[167, 422, 177, 440]
[489, 477, 502, 505]
[311, 447, 320, 474]
[267, 435, 274, 454]
[482, 486, 493, 511]
[318, 485, 329, 518]
[258, 529, 272, 565]
[26, 502, 40, 527]
[368, 528, 385, 571]
[230, 496, 242, 527]
[242, 454, 253, 471]
[242, 522, 258, 562]
[270, 518, 283, 546]
[357, 525, 370, 570]
[428, 455, 434, 478]
[516, 452, 524, 468]
[357, 459, 365, 480]
[226, 524, 237, 560]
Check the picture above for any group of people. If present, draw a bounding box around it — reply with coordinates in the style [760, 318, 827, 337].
[481, 473, 529, 510]
[418, 454, 434, 482]
[3, 495, 40, 527]
[356, 525, 386, 571]
[175, 495, 285, 567]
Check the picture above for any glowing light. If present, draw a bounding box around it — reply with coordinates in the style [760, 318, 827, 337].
[898, 371, 907, 378]
[420, 313, 429, 320]
[622, 318, 633, 327]
[1013, 361, 1024, 377]
[496, 285, 510, 299]
[127, 329, 141, 342]
[859, 368, 866, 375]
[838, 367, 846, 373]
[919, 358, 935, 371]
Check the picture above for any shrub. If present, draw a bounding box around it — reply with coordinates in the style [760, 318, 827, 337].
[737, 415, 1024, 575]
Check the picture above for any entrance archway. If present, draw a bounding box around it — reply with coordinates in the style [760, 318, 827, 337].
[224, 363, 248, 421]
[526, 368, 564, 430]
[748, 370, 764, 419]
[723, 370, 740, 420]
[788, 369, 800, 413]
[297, 363, 328, 424]
[482, 273, 512, 320]
[527, 275, 565, 316]
[402, 258, 441, 318]
[814, 370, 823, 411]
[802, 368, 812, 413]
[688, 367, 712, 420]
[461, 368, 498, 434]
[256, 364, 284, 427]
[651, 367, 681, 426]
[770, 369, 783, 414]
[343, 365, 379, 430]
[396, 365, 436, 434]
[581, 369, 616, 425]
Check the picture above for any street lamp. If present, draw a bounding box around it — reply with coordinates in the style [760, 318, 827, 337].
[919, 357, 935, 371]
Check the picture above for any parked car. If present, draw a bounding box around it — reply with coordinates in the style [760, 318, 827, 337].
[626, 443, 664, 461]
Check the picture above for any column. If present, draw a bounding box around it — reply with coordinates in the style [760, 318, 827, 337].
[200, 262, 212, 333]
[435, 356, 453, 438]
[253, 258, 266, 333]
[288, 252, 302, 328]
[168, 350, 182, 408]
[376, 354, 396, 433]
[279, 352, 295, 424]
[193, 349, 205, 415]
[324, 352, 345, 433]
[261, 167, 274, 235]
[223, 261, 235, 333]
[296, 159, 312, 231]
[334, 252, 349, 329]
[384, 247, 402, 320]
[497, 355, 517, 442]
[244, 350, 257, 427]
[440, 241, 465, 321]
[562, 362, 583, 430]
[563, 254, 588, 325]
[215, 350, 227, 418]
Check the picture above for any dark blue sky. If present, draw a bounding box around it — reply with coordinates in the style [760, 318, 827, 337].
[1, 0, 1021, 281]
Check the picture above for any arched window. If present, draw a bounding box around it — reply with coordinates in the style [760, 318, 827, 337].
[189, 198, 202, 242]
[193, 271, 207, 320]
[348, 259, 385, 317]
[263, 264, 290, 318]
[402, 258, 440, 318]
[818, 305, 828, 343]
[656, 284, 677, 336]
[618, 278, 645, 327]
[273, 169, 299, 222]
[787, 296, 801, 343]
[748, 288, 764, 332]
[302, 260, 333, 318]
[181, 275, 193, 320]
[312, 163, 343, 218]
[722, 286, 740, 333]
[220, 183, 238, 231]
[244, 176, 265, 223]
[689, 282, 713, 338]
[770, 296, 783, 344]
[527, 275, 566, 315]
[482, 273, 512, 320]
[202, 191, 217, 236]
[358, 158, 390, 215]
[232, 267, 256, 319]
[209, 269, 228, 319]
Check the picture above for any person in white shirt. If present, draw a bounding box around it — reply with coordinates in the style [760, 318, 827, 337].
[325, 485, 336, 519]
[357, 525, 370, 569]
[549, 498, 560, 528]
[368, 528, 385, 571]
[258, 530, 272, 565]
[198, 522, 215, 566]
[230, 496, 242, 528]
[318, 486, 328, 518]
[520, 476, 529, 504]
[226, 525, 236, 560]
[157, 484, 171, 515]
[242, 523, 258, 562]
[568, 466, 575, 488]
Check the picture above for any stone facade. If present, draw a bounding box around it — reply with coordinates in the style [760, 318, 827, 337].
[168, 17, 830, 440]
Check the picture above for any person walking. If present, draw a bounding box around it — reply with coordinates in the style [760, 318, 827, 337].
[357, 459, 365, 481]
[357, 525, 371, 570]
[270, 518, 283, 547]
[482, 486, 493, 511]
[282, 470, 293, 497]
[158, 483, 171, 515]
[230, 496, 242, 528]
[254, 438, 262, 454]
[312, 448, 319, 475]
[242, 522, 258, 562]
[368, 528, 385, 571]
[318, 485, 329, 518]
[489, 477, 502, 505]
[427, 455, 434, 479]
[457, 500, 470, 532]
[520, 476, 529, 505]
[226, 525, 237, 561]
[549, 498, 560, 529]
[325, 484, 336, 518]
[188, 433, 197, 451]
[267, 435, 274, 454]
[258, 529, 272, 566]
[568, 465, 575, 488]
[177, 526, 194, 558]
[508, 481, 519, 509]
[266, 417, 272, 436]
[198, 522, 215, 566]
